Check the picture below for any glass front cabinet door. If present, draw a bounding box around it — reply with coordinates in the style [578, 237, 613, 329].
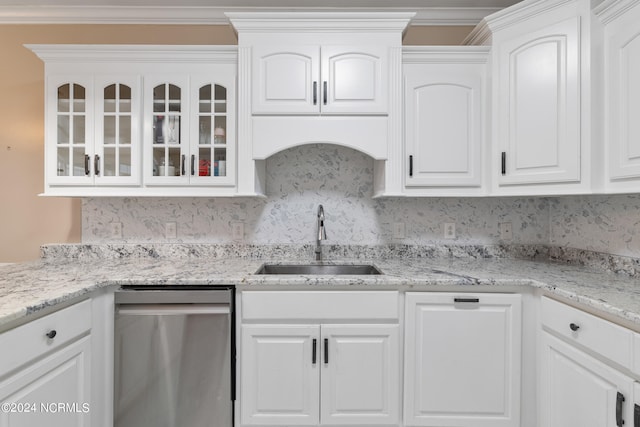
[47, 75, 141, 188]
[47, 76, 94, 186]
[145, 74, 235, 187]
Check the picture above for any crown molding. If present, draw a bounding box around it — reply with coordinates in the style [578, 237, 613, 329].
[26, 44, 238, 63]
[594, 0, 640, 24]
[411, 7, 502, 25]
[0, 5, 499, 26]
[402, 45, 491, 63]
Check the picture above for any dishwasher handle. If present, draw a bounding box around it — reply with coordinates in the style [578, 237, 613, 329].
[117, 303, 230, 316]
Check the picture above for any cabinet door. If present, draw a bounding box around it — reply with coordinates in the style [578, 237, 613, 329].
[605, 4, 640, 182]
[496, 17, 580, 186]
[540, 332, 634, 427]
[46, 76, 94, 186]
[144, 75, 190, 185]
[321, 324, 399, 425]
[94, 76, 141, 186]
[321, 46, 388, 114]
[404, 293, 521, 427]
[404, 63, 483, 187]
[190, 74, 235, 186]
[241, 324, 320, 425]
[0, 336, 91, 427]
[252, 46, 320, 114]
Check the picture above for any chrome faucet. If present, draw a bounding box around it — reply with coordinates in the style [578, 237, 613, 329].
[315, 205, 327, 261]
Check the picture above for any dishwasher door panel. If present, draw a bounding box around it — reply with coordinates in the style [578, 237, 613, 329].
[114, 307, 231, 427]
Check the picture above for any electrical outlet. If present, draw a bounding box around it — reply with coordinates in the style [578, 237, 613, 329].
[392, 222, 406, 239]
[232, 222, 244, 241]
[110, 222, 122, 239]
[499, 222, 513, 241]
[165, 222, 177, 239]
[444, 222, 456, 239]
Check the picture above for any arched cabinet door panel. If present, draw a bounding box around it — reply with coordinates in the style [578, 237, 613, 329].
[605, 2, 640, 188]
[495, 16, 581, 187]
[252, 46, 320, 114]
[404, 63, 484, 188]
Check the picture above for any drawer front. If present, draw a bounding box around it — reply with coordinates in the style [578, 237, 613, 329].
[0, 299, 92, 378]
[541, 297, 633, 369]
[242, 291, 399, 321]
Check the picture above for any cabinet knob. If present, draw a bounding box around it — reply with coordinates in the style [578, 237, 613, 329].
[569, 323, 580, 332]
[45, 330, 57, 339]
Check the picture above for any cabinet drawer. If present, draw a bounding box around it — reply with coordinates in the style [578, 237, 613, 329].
[242, 291, 399, 321]
[541, 297, 633, 369]
[0, 299, 92, 378]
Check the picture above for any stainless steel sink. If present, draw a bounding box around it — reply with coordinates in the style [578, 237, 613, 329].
[255, 263, 382, 275]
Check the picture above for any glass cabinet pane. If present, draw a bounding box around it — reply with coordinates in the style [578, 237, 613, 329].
[58, 84, 70, 112]
[120, 85, 131, 113]
[104, 84, 116, 113]
[152, 83, 181, 147]
[119, 116, 131, 145]
[101, 83, 133, 178]
[57, 115, 69, 144]
[56, 83, 87, 178]
[57, 147, 69, 176]
[104, 147, 116, 176]
[153, 147, 181, 177]
[72, 147, 86, 176]
[120, 147, 131, 177]
[214, 147, 227, 177]
[73, 84, 85, 113]
[104, 116, 116, 144]
[199, 116, 211, 145]
[73, 116, 85, 144]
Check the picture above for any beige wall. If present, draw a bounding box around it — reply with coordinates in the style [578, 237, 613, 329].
[403, 26, 473, 45]
[0, 23, 467, 263]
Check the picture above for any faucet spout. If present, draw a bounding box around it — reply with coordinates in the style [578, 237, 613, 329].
[315, 205, 327, 261]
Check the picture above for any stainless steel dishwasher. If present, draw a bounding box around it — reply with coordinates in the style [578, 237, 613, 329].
[114, 285, 235, 427]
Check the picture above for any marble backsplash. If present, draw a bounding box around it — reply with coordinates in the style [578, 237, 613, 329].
[81, 144, 640, 264]
[548, 195, 640, 259]
[83, 144, 549, 247]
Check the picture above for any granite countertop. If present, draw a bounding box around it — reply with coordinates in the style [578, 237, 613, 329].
[1, 246, 640, 332]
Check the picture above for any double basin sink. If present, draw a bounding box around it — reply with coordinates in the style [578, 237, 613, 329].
[255, 263, 382, 275]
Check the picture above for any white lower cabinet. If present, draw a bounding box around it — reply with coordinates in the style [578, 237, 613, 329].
[0, 337, 91, 427]
[321, 324, 399, 425]
[239, 290, 400, 427]
[241, 323, 400, 426]
[540, 296, 638, 427]
[540, 332, 634, 427]
[241, 324, 320, 425]
[0, 300, 92, 427]
[404, 292, 522, 427]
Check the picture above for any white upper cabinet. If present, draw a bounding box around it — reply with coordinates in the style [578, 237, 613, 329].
[29, 45, 237, 197]
[252, 46, 387, 115]
[144, 73, 235, 188]
[466, 0, 597, 195]
[45, 74, 142, 188]
[496, 17, 580, 188]
[599, 0, 640, 191]
[228, 12, 412, 196]
[403, 47, 488, 195]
